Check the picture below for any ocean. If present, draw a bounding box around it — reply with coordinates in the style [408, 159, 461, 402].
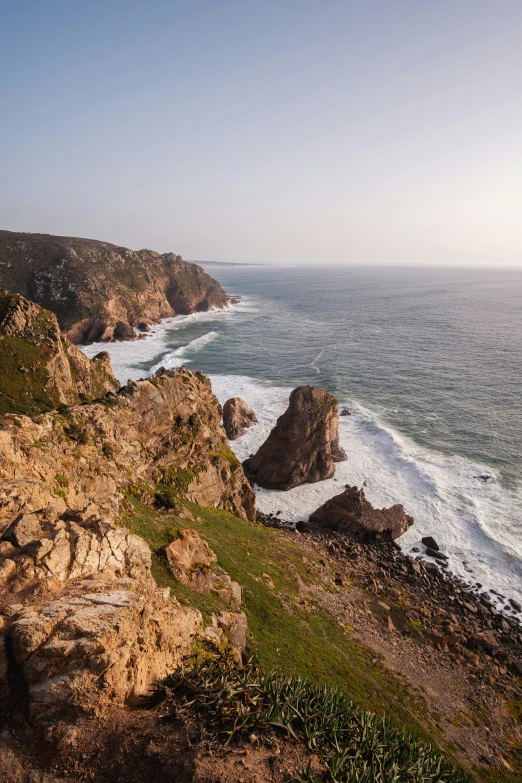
[82, 264, 522, 608]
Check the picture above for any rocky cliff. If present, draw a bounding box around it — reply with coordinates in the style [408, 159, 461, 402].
[0, 365, 255, 721]
[0, 368, 255, 531]
[0, 291, 119, 416]
[0, 231, 228, 343]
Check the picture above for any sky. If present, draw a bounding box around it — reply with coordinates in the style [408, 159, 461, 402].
[1, 0, 522, 266]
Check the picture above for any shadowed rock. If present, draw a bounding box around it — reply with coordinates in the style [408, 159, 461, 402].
[309, 486, 414, 542]
[223, 397, 258, 440]
[0, 231, 228, 343]
[243, 386, 346, 490]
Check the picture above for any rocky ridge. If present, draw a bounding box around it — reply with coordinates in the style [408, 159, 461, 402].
[0, 367, 255, 533]
[0, 231, 228, 343]
[0, 366, 255, 722]
[0, 291, 118, 415]
[243, 385, 346, 490]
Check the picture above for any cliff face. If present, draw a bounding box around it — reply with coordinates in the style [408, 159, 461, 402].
[0, 368, 255, 531]
[0, 231, 228, 343]
[0, 291, 119, 415]
[0, 366, 254, 720]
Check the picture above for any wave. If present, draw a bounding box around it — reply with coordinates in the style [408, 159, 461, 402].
[148, 331, 220, 373]
[209, 372, 522, 609]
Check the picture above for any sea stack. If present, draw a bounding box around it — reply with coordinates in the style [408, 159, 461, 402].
[223, 397, 258, 440]
[242, 385, 346, 490]
[308, 486, 414, 542]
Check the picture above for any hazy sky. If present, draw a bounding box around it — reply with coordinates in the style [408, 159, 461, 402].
[1, 1, 522, 265]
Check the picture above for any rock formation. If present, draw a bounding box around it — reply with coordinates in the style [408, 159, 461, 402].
[308, 486, 414, 542]
[166, 528, 242, 611]
[222, 396, 258, 440]
[243, 386, 346, 490]
[166, 528, 247, 656]
[0, 362, 256, 721]
[0, 367, 255, 531]
[0, 231, 228, 343]
[0, 291, 118, 415]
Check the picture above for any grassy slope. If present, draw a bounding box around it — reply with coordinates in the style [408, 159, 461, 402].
[122, 496, 470, 771]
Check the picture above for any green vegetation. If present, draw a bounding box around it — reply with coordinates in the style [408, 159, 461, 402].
[55, 473, 69, 487]
[506, 696, 522, 724]
[154, 483, 180, 510]
[123, 497, 448, 745]
[164, 653, 471, 783]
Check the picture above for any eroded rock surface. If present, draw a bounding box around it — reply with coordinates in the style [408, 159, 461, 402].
[243, 386, 346, 490]
[222, 397, 257, 440]
[308, 486, 414, 542]
[0, 231, 227, 343]
[0, 367, 255, 534]
[0, 291, 118, 415]
[0, 367, 255, 721]
[166, 528, 242, 611]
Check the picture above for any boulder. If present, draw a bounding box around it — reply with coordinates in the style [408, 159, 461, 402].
[308, 486, 414, 542]
[165, 528, 217, 582]
[10, 578, 202, 720]
[166, 529, 242, 610]
[422, 536, 439, 551]
[1, 513, 43, 548]
[223, 397, 257, 440]
[243, 386, 347, 490]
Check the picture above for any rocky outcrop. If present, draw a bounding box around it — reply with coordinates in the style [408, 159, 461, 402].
[0, 231, 228, 343]
[223, 397, 257, 440]
[165, 528, 247, 657]
[243, 386, 346, 490]
[0, 367, 255, 533]
[9, 576, 202, 721]
[0, 497, 203, 720]
[308, 486, 414, 542]
[0, 291, 119, 415]
[166, 528, 242, 610]
[0, 365, 257, 720]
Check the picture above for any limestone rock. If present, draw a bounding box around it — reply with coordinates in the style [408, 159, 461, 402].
[0, 291, 119, 415]
[243, 386, 347, 490]
[308, 486, 414, 542]
[223, 397, 257, 440]
[0, 231, 227, 343]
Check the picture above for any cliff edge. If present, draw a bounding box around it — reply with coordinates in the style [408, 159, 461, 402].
[0, 291, 119, 415]
[0, 231, 228, 343]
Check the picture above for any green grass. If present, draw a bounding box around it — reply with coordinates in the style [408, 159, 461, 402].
[122, 497, 453, 751]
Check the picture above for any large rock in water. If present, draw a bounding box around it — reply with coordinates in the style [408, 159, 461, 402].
[223, 396, 258, 440]
[242, 386, 346, 490]
[309, 486, 414, 542]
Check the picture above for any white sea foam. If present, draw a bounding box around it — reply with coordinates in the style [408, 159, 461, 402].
[209, 373, 522, 608]
[148, 331, 220, 373]
[80, 299, 256, 383]
[80, 307, 522, 608]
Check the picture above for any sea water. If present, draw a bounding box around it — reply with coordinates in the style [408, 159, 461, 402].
[82, 264, 522, 606]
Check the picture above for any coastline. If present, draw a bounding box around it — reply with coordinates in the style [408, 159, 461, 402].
[80, 305, 522, 612]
